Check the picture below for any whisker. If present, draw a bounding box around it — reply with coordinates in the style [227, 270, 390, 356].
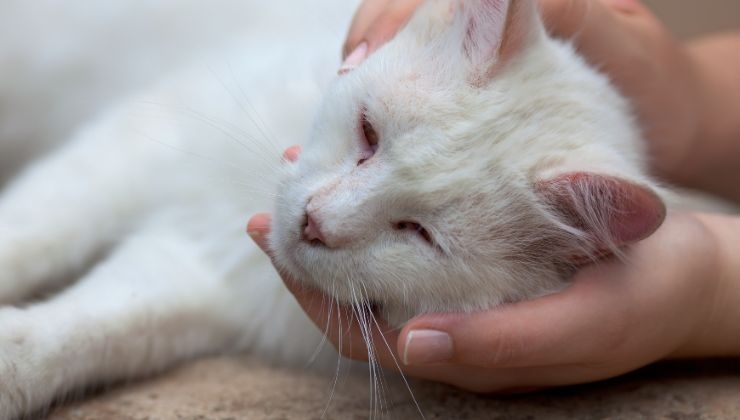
[320, 290, 343, 420]
[358, 282, 390, 419]
[207, 65, 283, 160]
[365, 297, 426, 419]
[306, 290, 333, 366]
[133, 101, 287, 176]
[226, 61, 283, 156]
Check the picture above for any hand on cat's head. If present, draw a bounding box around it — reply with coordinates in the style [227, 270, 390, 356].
[343, 0, 703, 186]
[248, 209, 725, 393]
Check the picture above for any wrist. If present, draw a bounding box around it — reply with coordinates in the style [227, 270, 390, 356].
[671, 214, 740, 359]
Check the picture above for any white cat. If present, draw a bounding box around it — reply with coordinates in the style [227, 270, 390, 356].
[0, 0, 677, 418]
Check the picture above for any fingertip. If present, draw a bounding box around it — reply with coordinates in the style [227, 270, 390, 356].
[339, 41, 368, 75]
[247, 213, 272, 251]
[282, 145, 301, 162]
[342, 35, 364, 60]
[398, 313, 464, 366]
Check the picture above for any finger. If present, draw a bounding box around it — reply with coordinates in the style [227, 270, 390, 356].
[343, 0, 394, 58]
[398, 263, 636, 369]
[282, 145, 301, 162]
[246, 213, 322, 303]
[393, 361, 634, 393]
[360, 0, 424, 55]
[287, 283, 403, 365]
[246, 213, 358, 352]
[246, 213, 401, 363]
[246, 212, 272, 251]
[342, 0, 423, 61]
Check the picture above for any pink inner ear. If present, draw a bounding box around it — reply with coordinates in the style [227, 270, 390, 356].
[536, 172, 666, 248]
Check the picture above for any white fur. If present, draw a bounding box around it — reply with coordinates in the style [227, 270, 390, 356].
[0, 1, 354, 417]
[0, 0, 724, 418]
[271, 0, 655, 325]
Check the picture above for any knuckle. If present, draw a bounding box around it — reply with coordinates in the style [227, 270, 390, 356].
[481, 333, 527, 367]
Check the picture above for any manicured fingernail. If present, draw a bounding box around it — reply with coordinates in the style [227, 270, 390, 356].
[338, 42, 368, 75]
[403, 330, 454, 366]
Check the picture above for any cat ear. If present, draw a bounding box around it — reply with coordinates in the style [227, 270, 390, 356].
[536, 172, 666, 259]
[461, 0, 541, 83]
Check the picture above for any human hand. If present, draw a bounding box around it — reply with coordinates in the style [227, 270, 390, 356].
[342, 0, 705, 188]
[249, 202, 740, 392]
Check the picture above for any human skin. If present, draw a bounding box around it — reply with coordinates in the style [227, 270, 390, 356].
[249, 210, 740, 392]
[247, 0, 740, 392]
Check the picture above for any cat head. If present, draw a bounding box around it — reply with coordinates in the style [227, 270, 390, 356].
[271, 0, 665, 325]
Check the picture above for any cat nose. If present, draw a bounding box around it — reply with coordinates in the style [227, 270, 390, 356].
[303, 212, 328, 246]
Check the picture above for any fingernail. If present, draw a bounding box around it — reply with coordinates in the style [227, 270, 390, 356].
[338, 42, 368, 75]
[247, 229, 261, 241]
[403, 330, 454, 366]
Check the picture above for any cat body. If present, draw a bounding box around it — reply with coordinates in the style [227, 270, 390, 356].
[0, 0, 683, 417]
[0, 2, 351, 416]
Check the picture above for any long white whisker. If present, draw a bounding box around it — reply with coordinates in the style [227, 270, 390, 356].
[366, 301, 426, 420]
[320, 290, 343, 420]
[226, 61, 283, 156]
[207, 65, 283, 159]
[357, 282, 390, 419]
[133, 101, 287, 176]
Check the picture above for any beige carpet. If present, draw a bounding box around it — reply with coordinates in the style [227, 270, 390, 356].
[48, 2, 740, 419]
[50, 357, 740, 419]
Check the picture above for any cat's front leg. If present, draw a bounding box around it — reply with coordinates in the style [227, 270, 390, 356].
[0, 231, 262, 420]
[0, 105, 178, 305]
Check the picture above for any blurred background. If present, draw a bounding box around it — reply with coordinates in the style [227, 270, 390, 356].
[646, 0, 740, 39]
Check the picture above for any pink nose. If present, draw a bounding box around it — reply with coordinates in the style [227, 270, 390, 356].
[303, 212, 328, 246]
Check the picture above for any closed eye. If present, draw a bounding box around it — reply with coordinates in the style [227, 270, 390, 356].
[357, 112, 378, 166]
[394, 221, 435, 247]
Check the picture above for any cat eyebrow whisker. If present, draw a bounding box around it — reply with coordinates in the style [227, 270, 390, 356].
[226, 61, 282, 159]
[213, 62, 284, 159]
[135, 100, 288, 176]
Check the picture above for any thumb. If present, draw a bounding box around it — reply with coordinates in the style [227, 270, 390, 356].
[397, 266, 630, 368]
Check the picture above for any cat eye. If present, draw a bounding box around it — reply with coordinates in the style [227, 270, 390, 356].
[394, 221, 434, 246]
[358, 113, 379, 166]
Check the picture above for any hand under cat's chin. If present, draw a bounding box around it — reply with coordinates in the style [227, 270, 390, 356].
[249, 211, 733, 393]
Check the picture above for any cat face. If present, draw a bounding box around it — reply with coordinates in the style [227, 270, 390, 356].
[271, 0, 665, 325]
